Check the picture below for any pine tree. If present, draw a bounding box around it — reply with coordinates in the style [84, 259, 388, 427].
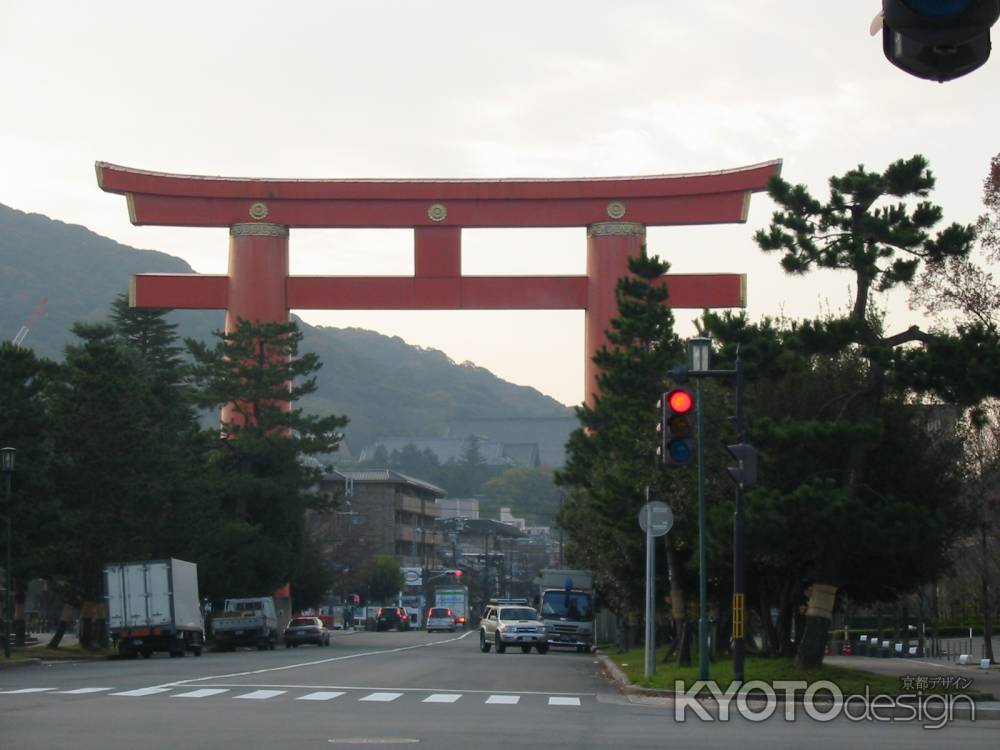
[750, 155, 995, 669]
[186, 319, 348, 598]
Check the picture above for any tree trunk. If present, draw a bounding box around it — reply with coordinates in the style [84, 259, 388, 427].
[13, 592, 26, 646]
[47, 604, 77, 649]
[676, 619, 693, 667]
[759, 592, 779, 657]
[78, 601, 98, 650]
[795, 583, 837, 671]
[664, 535, 689, 665]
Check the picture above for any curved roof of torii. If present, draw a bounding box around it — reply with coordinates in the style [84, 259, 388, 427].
[95, 160, 782, 229]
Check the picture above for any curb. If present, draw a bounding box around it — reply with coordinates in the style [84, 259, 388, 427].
[0, 659, 42, 671]
[596, 651, 996, 703]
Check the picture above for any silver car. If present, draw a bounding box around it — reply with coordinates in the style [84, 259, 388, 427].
[426, 606, 457, 632]
[479, 604, 548, 654]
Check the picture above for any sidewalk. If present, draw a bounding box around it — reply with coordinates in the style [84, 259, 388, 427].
[825, 654, 1000, 699]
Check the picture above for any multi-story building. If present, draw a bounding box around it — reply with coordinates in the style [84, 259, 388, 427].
[312, 470, 447, 571]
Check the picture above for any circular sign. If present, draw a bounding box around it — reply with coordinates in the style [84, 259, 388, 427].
[638, 501, 673, 536]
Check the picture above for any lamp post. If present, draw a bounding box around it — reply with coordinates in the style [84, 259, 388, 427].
[1, 447, 14, 660]
[687, 338, 712, 682]
[678, 341, 751, 685]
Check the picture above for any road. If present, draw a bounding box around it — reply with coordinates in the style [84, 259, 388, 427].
[1, 629, 998, 749]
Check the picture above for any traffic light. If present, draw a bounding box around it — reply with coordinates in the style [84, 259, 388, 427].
[880, 0, 1000, 81]
[657, 387, 696, 468]
[448, 569, 463, 578]
[726, 443, 758, 488]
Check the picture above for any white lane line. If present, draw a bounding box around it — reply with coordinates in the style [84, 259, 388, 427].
[297, 691, 346, 701]
[110, 688, 173, 697]
[360, 692, 404, 702]
[149, 630, 476, 690]
[422, 693, 462, 703]
[485, 695, 520, 705]
[234, 689, 286, 700]
[0, 688, 56, 694]
[548, 697, 581, 706]
[56, 688, 115, 695]
[172, 689, 230, 698]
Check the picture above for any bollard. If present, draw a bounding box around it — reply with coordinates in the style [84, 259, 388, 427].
[959, 654, 970, 665]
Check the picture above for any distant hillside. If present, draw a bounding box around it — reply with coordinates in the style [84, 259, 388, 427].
[0, 203, 573, 449]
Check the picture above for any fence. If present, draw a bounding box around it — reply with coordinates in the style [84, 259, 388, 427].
[829, 635, 999, 662]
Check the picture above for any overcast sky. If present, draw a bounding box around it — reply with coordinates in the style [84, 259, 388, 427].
[2, 1, 998, 406]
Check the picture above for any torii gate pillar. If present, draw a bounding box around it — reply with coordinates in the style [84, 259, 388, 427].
[227, 224, 290, 332]
[586, 222, 645, 402]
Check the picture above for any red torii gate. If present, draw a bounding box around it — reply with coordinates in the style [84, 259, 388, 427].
[96, 160, 780, 405]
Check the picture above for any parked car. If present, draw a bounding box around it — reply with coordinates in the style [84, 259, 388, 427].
[283, 616, 330, 648]
[375, 607, 411, 631]
[426, 606, 457, 633]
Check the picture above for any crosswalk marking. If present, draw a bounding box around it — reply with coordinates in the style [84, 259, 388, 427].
[297, 691, 346, 701]
[234, 690, 286, 700]
[173, 689, 230, 698]
[1, 686, 591, 708]
[110, 688, 173, 697]
[423, 693, 462, 703]
[548, 697, 581, 706]
[485, 695, 520, 705]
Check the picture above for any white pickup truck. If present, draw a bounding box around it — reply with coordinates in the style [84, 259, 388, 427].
[211, 597, 279, 651]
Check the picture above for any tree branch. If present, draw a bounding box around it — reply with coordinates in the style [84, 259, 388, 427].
[883, 325, 934, 347]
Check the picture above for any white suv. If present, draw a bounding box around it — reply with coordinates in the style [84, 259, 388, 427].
[479, 603, 548, 654]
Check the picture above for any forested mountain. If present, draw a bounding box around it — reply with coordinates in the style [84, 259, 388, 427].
[0, 203, 572, 449]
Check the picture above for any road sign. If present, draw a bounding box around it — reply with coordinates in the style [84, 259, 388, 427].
[638, 501, 673, 537]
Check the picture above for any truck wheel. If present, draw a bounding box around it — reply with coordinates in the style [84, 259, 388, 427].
[536, 644, 549, 654]
[496, 637, 506, 654]
[479, 631, 491, 653]
[521, 645, 532, 654]
[192, 646, 203, 657]
[141, 649, 152, 659]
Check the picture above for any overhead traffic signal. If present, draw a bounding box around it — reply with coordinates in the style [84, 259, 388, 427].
[657, 387, 696, 468]
[880, 0, 1000, 81]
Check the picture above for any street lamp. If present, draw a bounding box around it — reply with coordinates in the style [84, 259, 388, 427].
[675, 341, 751, 685]
[1, 446, 14, 660]
[686, 339, 711, 682]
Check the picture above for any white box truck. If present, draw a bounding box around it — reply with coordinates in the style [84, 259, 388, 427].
[104, 559, 205, 658]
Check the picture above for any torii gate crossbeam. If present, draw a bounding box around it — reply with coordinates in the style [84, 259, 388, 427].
[98, 160, 781, 405]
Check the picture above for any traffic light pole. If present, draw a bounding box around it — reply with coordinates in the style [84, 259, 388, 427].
[673, 340, 753, 687]
[696, 378, 709, 682]
[732, 355, 746, 685]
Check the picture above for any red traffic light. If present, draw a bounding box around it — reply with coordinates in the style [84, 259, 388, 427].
[667, 389, 693, 413]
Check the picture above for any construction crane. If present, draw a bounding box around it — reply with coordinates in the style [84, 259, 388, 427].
[12, 298, 47, 346]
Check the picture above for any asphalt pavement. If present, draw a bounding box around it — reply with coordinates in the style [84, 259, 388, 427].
[2, 628, 999, 749]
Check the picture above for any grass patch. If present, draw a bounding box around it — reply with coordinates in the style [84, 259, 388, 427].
[607, 646, 965, 695]
[4, 641, 113, 662]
